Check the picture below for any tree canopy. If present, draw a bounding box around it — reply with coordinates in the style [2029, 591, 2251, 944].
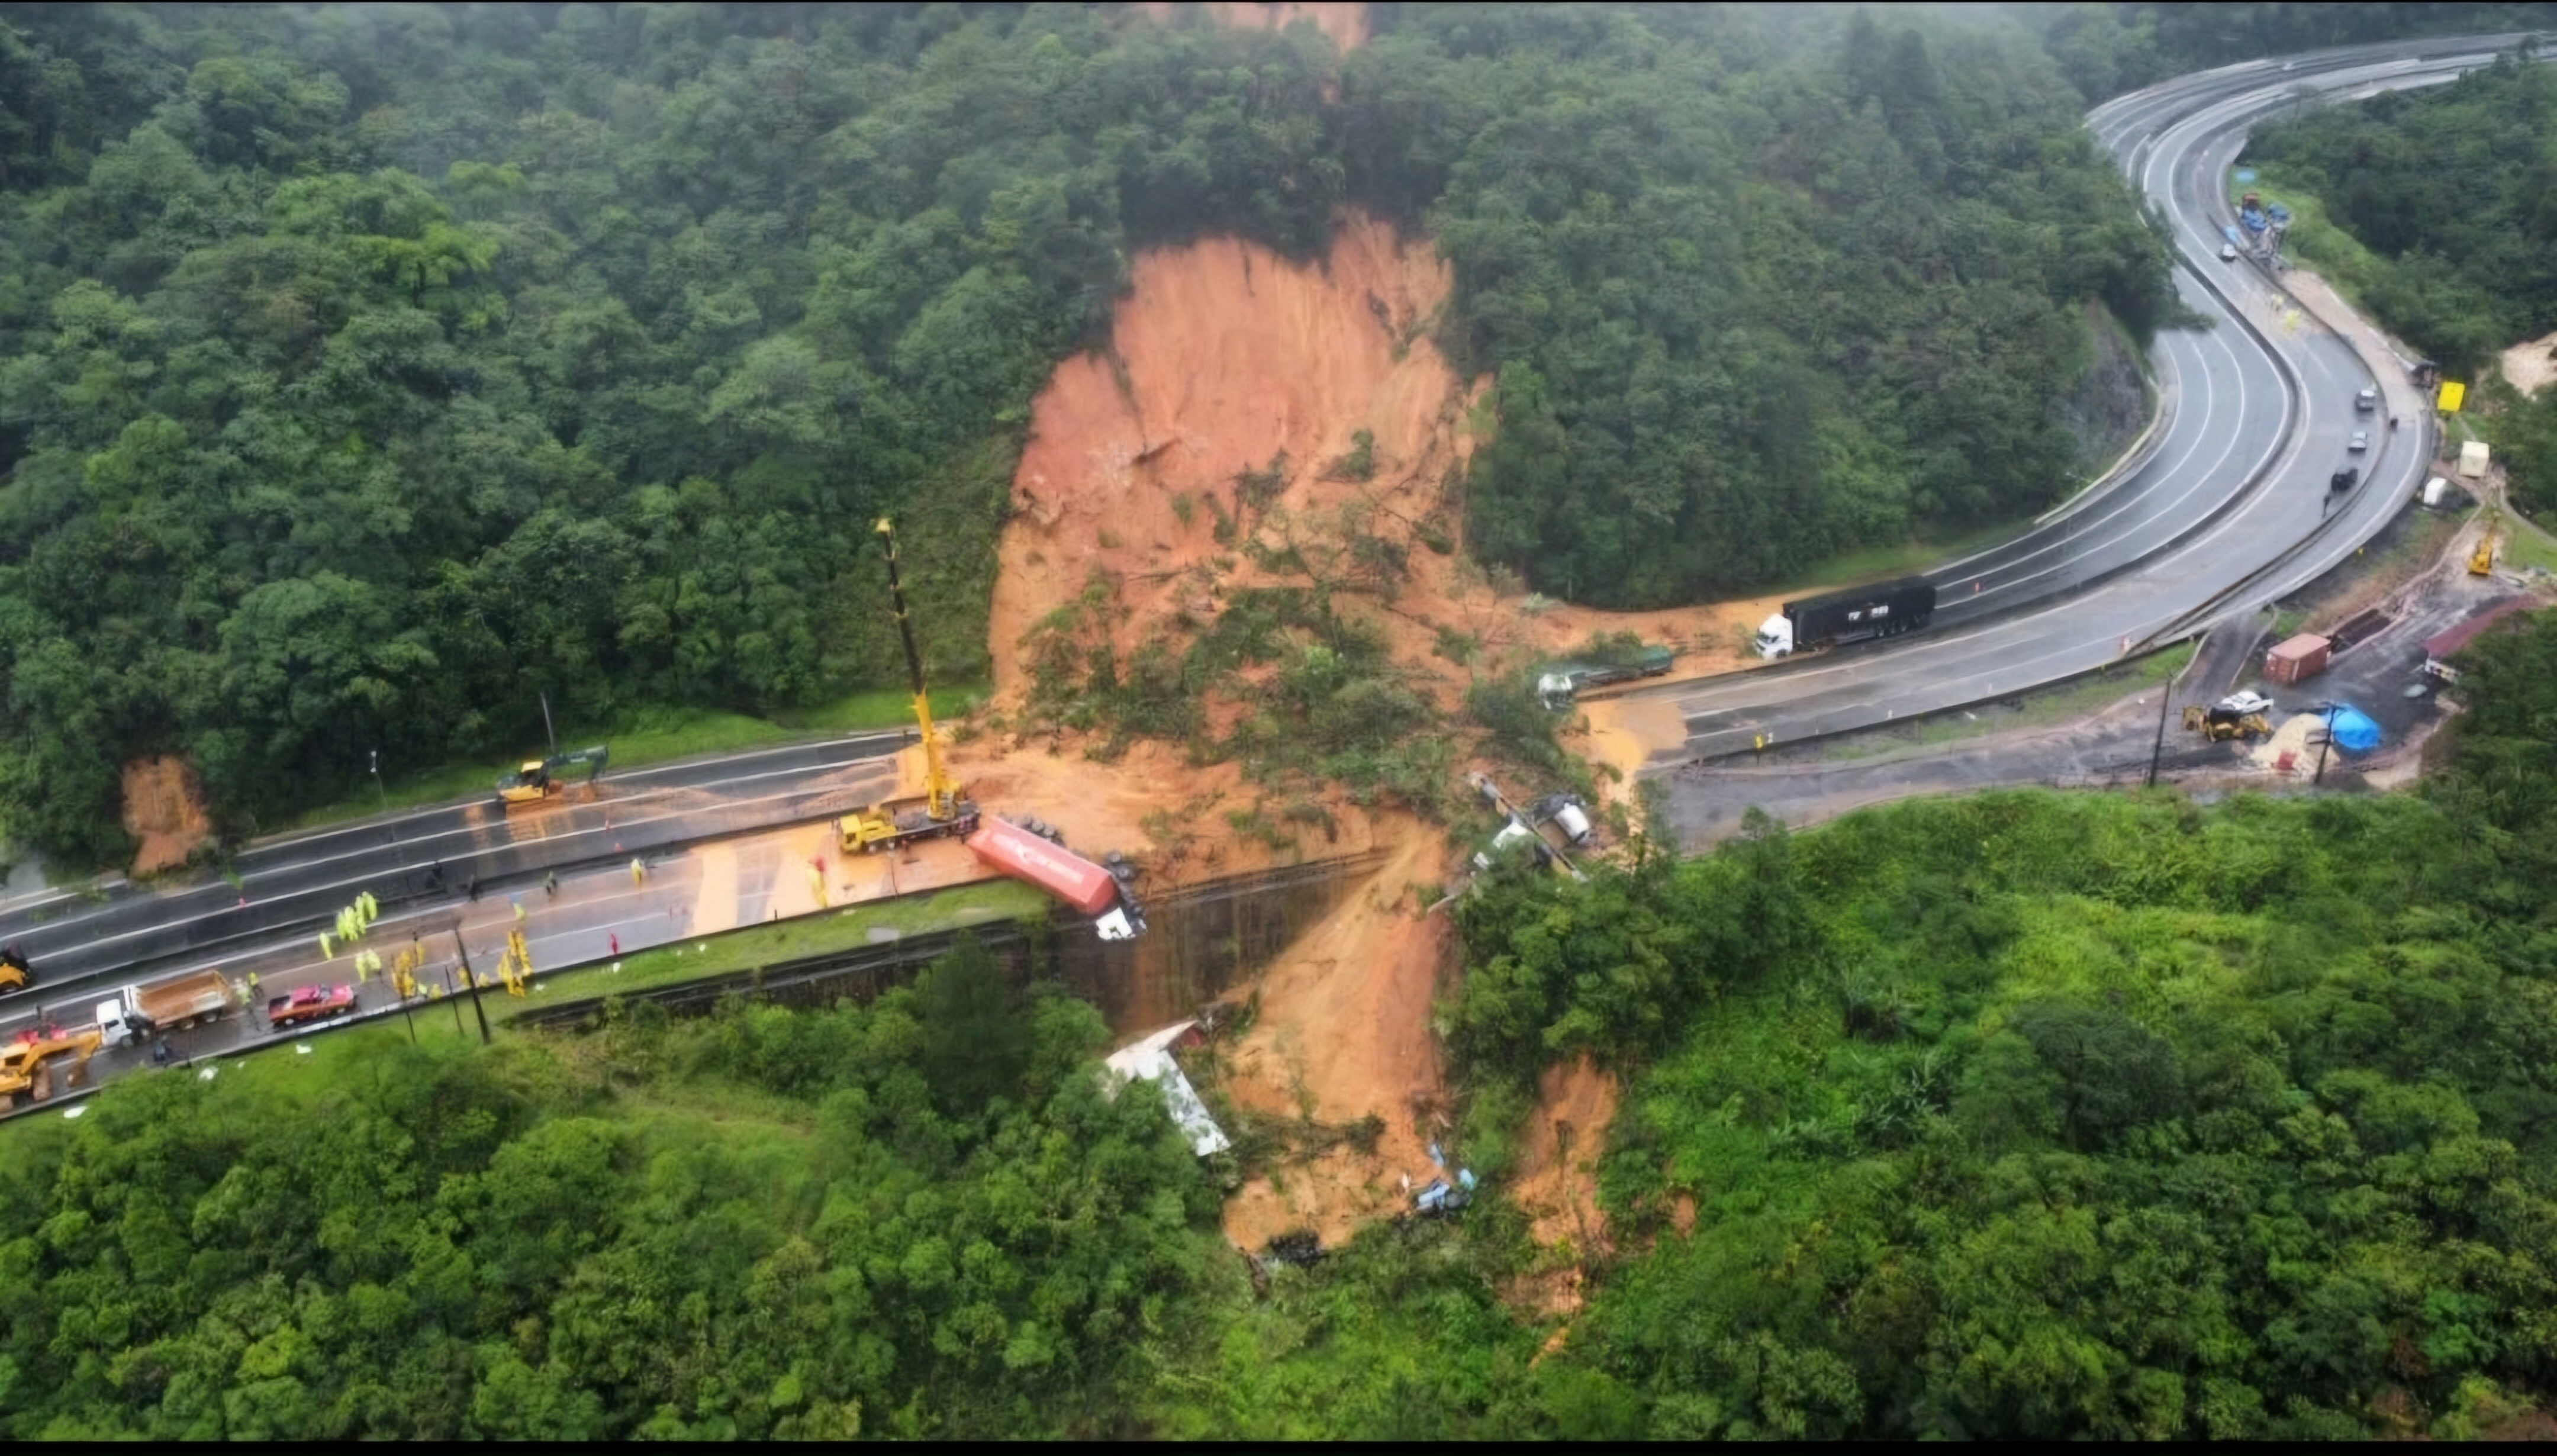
[2241, 41, 2557, 518]
[1430, 607, 2557, 1439]
[11, 608, 2556, 1439]
[0, 1, 2184, 864]
[0, 2, 1357, 862]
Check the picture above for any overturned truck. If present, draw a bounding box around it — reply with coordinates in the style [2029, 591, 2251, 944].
[966, 816, 1147, 940]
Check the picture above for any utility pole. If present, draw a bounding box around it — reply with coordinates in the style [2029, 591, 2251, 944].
[449, 926, 491, 1045]
[2313, 702, 2340, 786]
[539, 690, 559, 758]
[2146, 635, 2194, 788]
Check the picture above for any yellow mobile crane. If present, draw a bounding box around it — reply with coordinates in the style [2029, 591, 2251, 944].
[839, 521, 981, 854]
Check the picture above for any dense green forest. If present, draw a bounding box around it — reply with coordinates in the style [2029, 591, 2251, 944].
[2243, 46, 2557, 377]
[0, 0, 2179, 865]
[7, 605, 2554, 1439]
[0, 4, 2546, 863]
[2243, 43, 2557, 522]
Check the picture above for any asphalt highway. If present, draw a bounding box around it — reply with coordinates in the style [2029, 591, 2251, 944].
[1, 34, 2541, 1062]
[1631, 36, 2542, 776]
[0, 733, 906, 1006]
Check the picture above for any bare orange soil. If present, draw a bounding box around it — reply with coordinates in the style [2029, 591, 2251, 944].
[987, 211, 1772, 820]
[1510, 1056, 1621, 1257]
[1140, 1, 1371, 51]
[120, 755, 213, 875]
[1216, 822, 1451, 1249]
[976, 210, 1777, 1244]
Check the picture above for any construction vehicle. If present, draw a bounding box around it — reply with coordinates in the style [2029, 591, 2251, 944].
[93, 968, 233, 1046]
[496, 745, 610, 809]
[0, 1025, 101, 1109]
[2471, 514, 2500, 577]
[839, 520, 982, 854]
[2185, 703, 2272, 743]
[0, 943, 30, 993]
[1754, 578, 1936, 660]
[267, 983, 359, 1030]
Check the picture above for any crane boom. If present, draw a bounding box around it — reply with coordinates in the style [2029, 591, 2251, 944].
[876, 520, 959, 821]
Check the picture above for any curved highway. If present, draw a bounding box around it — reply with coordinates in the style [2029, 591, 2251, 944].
[0, 33, 2542, 1078]
[1630, 34, 2542, 780]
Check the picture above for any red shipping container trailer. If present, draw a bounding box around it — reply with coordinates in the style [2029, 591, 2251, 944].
[2264, 633, 2331, 686]
[966, 817, 1119, 916]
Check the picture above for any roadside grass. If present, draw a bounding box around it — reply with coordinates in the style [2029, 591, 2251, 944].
[2235, 165, 2392, 316]
[278, 686, 987, 835]
[1760, 518, 2037, 601]
[2500, 522, 2557, 575]
[1817, 642, 2198, 762]
[0, 1017, 829, 1180]
[503, 877, 1051, 1015]
[0, 1019, 480, 1161]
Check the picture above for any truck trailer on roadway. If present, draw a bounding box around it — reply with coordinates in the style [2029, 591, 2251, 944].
[1754, 578, 1936, 659]
[1535, 644, 1674, 708]
[94, 968, 234, 1046]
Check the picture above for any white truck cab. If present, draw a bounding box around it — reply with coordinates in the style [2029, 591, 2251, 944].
[1753, 613, 1793, 660]
[94, 988, 147, 1047]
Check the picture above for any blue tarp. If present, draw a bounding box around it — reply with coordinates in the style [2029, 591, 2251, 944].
[2328, 706, 2382, 753]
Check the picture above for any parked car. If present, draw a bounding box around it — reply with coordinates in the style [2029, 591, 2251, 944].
[2220, 242, 2239, 261]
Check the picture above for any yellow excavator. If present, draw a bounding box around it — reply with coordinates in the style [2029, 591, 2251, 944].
[2471, 512, 2500, 577]
[839, 520, 980, 855]
[0, 1025, 101, 1110]
[495, 744, 610, 810]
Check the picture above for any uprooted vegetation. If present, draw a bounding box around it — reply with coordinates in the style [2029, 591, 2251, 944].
[1000, 452, 1583, 821]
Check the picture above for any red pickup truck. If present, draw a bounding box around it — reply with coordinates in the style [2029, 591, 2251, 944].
[267, 983, 358, 1030]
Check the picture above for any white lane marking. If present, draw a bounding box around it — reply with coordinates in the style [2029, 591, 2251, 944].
[0, 733, 910, 926]
[2, 765, 895, 974]
[13, 753, 903, 946]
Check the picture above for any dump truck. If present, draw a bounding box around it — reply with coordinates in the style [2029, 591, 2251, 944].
[496, 745, 609, 809]
[0, 1026, 101, 1109]
[965, 816, 1142, 939]
[267, 983, 359, 1030]
[840, 520, 983, 854]
[1535, 645, 1674, 708]
[1754, 578, 1936, 659]
[93, 968, 233, 1046]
